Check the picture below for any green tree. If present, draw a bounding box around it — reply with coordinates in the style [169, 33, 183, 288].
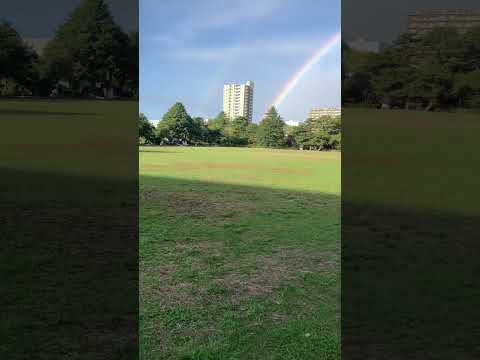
[205, 128, 222, 145]
[207, 111, 229, 131]
[246, 123, 258, 146]
[0, 21, 38, 95]
[225, 116, 249, 145]
[256, 107, 285, 148]
[354, 28, 469, 110]
[205, 111, 230, 145]
[369, 34, 420, 109]
[284, 124, 298, 148]
[42, 0, 131, 97]
[139, 113, 156, 144]
[344, 26, 480, 109]
[412, 60, 452, 111]
[463, 26, 480, 72]
[123, 31, 138, 98]
[294, 116, 341, 150]
[191, 117, 211, 145]
[453, 70, 480, 107]
[156, 102, 196, 145]
[342, 41, 378, 105]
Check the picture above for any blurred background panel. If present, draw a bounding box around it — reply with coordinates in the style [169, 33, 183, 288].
[342, 1, 480, 359]
[0, 1, 139, 359]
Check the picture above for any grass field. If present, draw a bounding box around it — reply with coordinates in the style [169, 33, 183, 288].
[342, 108, 480, 358]
[343, 108, 480, 216]
[0, 100, 137, 180]
[139, 147, 341, 359]
[1, 100, 138, 358]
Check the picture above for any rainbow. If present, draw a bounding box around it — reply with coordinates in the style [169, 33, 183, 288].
[270, 31, 341, 109]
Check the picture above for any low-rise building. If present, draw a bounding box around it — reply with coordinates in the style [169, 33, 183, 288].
[309, 107, 341, 119]
[407, 9, 480, 35]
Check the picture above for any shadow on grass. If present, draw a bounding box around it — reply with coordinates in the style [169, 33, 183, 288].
[140, 175, 340, 360]
[1, 168, 138, 359]
[342, 108, 480, 359]
[342, 202, 480, 359]
[0, 109, 100, 116]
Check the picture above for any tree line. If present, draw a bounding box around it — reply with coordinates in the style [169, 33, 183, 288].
[0, 0, 137, 98]
[343, 26, 480, 110]
[139, 102, 341, 151]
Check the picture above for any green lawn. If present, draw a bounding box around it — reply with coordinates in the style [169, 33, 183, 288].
[343, 108, 480, 216]
[342, 108, 480, 359]
[1, 100, 138, 358]
[140, 147, 341, 359]
[0, 99, 137, 180]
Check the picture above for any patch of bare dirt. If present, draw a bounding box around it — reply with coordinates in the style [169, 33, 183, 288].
[141, 189, 258, 220]
[165, 192, 257, 220]
[141, 241, 226, 308]
[174, 240, 225, 257]
[211, 247, 336, 303]
[142, 243, 337, 311]
[140, 262, 198, 307]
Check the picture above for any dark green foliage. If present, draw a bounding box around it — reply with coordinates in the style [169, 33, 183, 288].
[225, 116, 249, 146]
[294, 116, 341, 150]
[204, 128, 223, 146]
[256, 107, 286, 148]
[191, 117, 220, 145]
[42, 0, 133, 97]
[156, 102, 199, 145]
[343, 26, 480, 110]
[453, 70, 480, 107]
[0, 22, 39, 95]
[123, 31, 139, 99]
[203, 112, 229, 145]
[0, 0, 136, 97]
[204, 112, 254, 147]
[155, 106, 255, 147]
[246, 123, 259, 146]
[138, 113, 156, 144]
[207, 111, 229, 131]
[154, 103, 341, 151]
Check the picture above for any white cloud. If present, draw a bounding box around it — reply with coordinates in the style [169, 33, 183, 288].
[178, 0, 284, 33]
[144, 0, 285, 44]
[167, 36, 326, 62]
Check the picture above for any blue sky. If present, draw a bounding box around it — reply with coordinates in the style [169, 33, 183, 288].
[140, 0, 340, 123]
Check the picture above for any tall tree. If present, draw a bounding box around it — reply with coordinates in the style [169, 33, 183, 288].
[256, 107, 285, 148]
[42, 0, 130, 97]
[156, 102, 196, 145]
[139, 113, 156, 144]
[124, 31, 138, 98]
[0, 21, 38, 95]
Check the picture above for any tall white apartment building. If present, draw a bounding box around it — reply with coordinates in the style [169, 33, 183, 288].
[309, 107, 341, 119]
[223, 81, 254, 122]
